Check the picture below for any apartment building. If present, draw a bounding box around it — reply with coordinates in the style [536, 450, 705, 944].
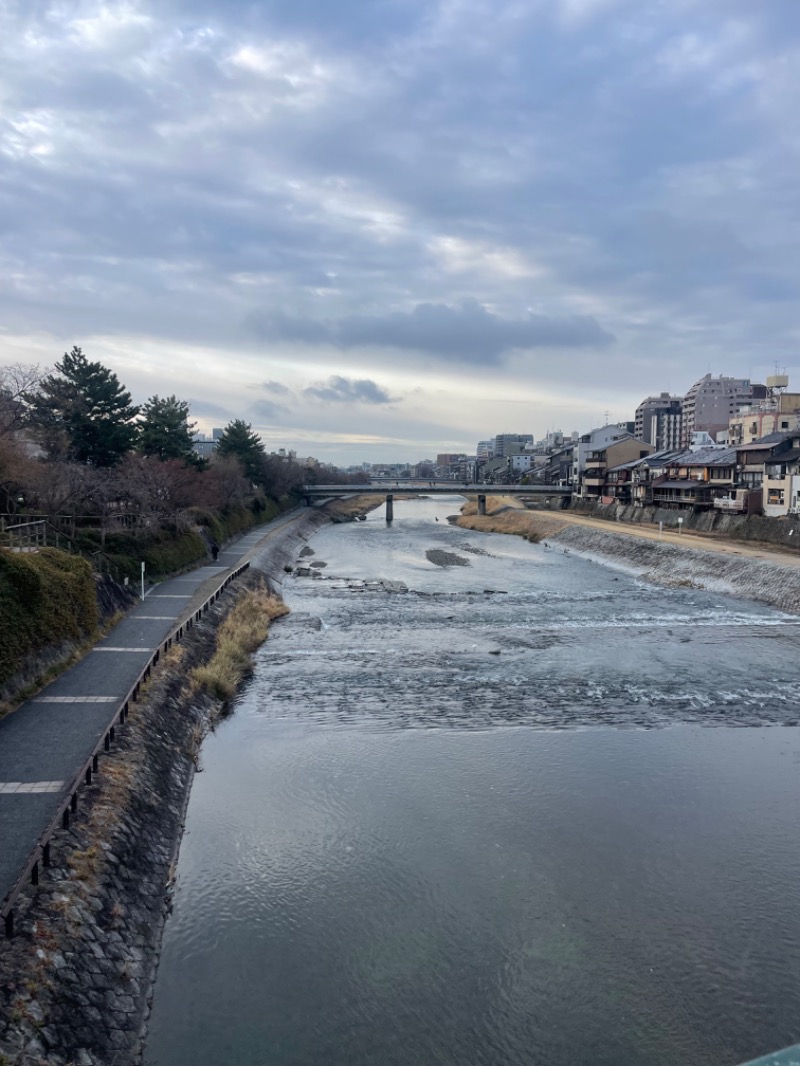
[681, 374, 765, 446]
[634, 393, 683, 450]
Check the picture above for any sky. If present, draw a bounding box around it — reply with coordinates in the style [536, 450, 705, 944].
[1, 0, 799, 464]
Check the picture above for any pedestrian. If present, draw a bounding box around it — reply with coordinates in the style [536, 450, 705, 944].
[211, 542, 219, 562]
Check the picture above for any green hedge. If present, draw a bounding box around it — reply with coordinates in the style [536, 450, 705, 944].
[100, 497, 292, 581]
[0, 549, 98, 687]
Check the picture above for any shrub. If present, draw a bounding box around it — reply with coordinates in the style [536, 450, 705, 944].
[0, 548, 98, 686]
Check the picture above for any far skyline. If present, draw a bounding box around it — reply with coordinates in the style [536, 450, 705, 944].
[2, 1, 799, 464]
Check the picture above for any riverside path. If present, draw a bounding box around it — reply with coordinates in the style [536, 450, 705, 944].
[0, 509, 303, 934]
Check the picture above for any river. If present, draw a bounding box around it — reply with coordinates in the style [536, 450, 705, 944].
[145, 496, 800, 1066]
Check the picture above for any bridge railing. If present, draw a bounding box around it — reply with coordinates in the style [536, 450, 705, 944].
[302, 483, 571, 493]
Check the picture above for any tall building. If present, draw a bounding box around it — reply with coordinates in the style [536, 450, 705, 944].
[681, 374, 765, 446]
[476, 441, 493, 460]
[492, 433, 533, 458]
[634, 393, 683, 451]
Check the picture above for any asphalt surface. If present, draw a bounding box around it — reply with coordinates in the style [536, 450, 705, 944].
[0, 510, 303, 915]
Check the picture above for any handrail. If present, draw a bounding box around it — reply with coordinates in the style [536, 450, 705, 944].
[0, 518, 127, 584]
[1, 560, 251, 936]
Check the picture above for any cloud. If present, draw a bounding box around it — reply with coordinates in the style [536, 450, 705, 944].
[255, 300, 614, 362]
[251, 398, 290, 420]
[2, 0, 800, 461]
[303, 376, 396, 404]
[187, 398, 232, 420]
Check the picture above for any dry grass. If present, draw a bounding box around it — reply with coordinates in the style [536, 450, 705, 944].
[324, 494, 385, 520]
[324, 493, 421, 521]
[68, 845, 101, 884]
[457, 512, 541, 542]
[191, 582, 289, 702]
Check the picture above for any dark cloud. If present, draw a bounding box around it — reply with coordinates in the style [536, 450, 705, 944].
[256, 301, 614, 362]
[250, 398, 290, 420]
[2, 0, 800, 459]
[262, 380, 292, 396]
[188, 399, 232, 420]
[303, 376, 396, 404]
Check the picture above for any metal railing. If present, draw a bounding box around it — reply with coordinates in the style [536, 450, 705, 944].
[1, 516, 127, 583]
[1, 561, 251, 937]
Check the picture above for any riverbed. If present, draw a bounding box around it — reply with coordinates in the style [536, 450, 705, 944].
[145, 496, 800, 1066]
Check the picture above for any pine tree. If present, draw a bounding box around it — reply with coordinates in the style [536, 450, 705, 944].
[29, 347, 139, 466]
[138, 394, 197, 462]
[215, 419, 266, 483]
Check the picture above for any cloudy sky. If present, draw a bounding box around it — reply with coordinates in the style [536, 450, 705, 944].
[2, 0, 799, 463]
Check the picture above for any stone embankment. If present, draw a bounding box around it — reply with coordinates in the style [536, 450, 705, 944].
[0, 508, 328, 1066]
[459, 502, 800, 615]
[552, 523, 800, 612]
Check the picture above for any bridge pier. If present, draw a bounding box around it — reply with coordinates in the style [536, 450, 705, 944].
[385, 494, 394, 523]
[478, 494, 487, 516]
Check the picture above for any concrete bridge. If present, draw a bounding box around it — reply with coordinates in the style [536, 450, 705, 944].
[302, 482, 571, 521]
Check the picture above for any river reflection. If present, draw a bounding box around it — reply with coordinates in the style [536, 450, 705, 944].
[146, 497, 800, 1066]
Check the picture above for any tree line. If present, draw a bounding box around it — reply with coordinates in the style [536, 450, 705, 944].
[0, 347, 341, 539]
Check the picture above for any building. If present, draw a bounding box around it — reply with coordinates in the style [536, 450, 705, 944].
[476, 441, 493, 461]
[681, 375, 765, 446]
[634, 393, 683, 450]
[650, 447, 737, 509]
[572, 425, 639, 493]
[727, 376, 800, 445]
[511, 453, 535, 473]
[192, 428, 224, 460]
[580, 436, 655, 499]
[541, 444, 575, 486]
[492, 434, 533, 458]
[762, 434, 800, 516]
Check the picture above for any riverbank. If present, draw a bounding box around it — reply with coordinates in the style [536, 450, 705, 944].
[455, 499, 800, 614]
[0, 508, 329, 1066]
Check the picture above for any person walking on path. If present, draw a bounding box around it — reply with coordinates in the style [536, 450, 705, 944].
[211, 541, 219, 562]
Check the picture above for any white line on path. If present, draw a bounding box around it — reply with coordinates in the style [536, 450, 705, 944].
[0, 781, 65, 794]
[93, 647, 150, 653]
[32, 697, 117, 704]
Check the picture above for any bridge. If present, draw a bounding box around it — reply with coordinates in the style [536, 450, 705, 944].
[302, 482, 571, 521]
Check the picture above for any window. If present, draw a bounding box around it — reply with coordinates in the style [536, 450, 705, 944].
[768, 489, 785, 506]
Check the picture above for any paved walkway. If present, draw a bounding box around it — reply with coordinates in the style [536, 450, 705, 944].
[527, 509, 800, 566]
[0, 510, 303, 920]
[480, 497, 800, 568]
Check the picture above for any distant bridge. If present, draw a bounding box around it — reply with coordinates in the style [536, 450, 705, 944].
[302, 482, 571, 521]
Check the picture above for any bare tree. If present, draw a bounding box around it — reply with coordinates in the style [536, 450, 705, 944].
[0, 436, 38, 513]
[199, 455, 251, 510]
[118, 455, 201, 530]
[0, 362, 45, 440]
[25, 461, 95, 533]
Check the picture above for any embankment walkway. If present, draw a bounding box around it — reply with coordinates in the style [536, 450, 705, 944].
[519, 504, 800, 568]
[0, 509, 305, 933]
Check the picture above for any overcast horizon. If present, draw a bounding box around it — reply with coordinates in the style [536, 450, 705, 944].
[1, 0, 799, 464]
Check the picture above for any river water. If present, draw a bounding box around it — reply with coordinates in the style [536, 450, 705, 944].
[146, 497, 800, 1066]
